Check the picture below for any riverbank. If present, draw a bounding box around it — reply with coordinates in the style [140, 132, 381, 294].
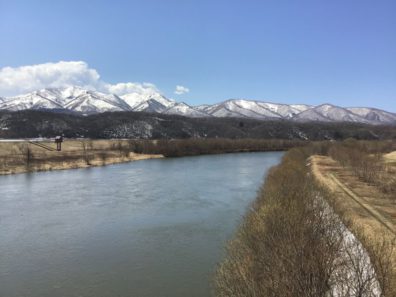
[0, 138, 304, 175]
[0, 139, 163, 175]
[310, 150, 396, 296]
[215, 142, 396, 297]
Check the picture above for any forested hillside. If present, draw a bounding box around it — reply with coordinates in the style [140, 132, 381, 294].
[1, 110, 396, 140]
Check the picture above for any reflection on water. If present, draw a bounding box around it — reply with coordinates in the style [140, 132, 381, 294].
[0, 152, 283, 297]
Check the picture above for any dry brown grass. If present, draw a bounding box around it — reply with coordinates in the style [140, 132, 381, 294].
[384, 151, 396, 163]
[310, 155, 396, 233]
[310, 155, 396, 295]
[216, 146, 395, 297]
[0, 139, 163, 175]
[328, 142, 396, 196]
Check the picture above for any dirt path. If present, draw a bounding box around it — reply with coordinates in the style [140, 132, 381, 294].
[310, 155, 396, 239]
[328, 173, 395, 235]
[310, 154, 396, 294]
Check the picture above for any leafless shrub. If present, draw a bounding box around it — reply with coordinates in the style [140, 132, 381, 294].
[17, 143, 34, 170]
[128, 138, 306, 157]
[329, 140, 396, 198]
[215, 146, 394, 297]
[81, 140, 92, 165]
[359, 232, 396, 297]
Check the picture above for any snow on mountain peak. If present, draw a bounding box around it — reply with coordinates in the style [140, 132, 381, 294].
[0, 87, 395, 124]
[121, 91, 175, 110]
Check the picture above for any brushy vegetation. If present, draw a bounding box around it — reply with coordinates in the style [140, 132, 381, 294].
[128, 138, 305, 157]
[328, 139, 396, 197]
[215, 142, 396, 297]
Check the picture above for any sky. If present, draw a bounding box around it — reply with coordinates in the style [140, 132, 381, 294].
[0, 0, 395, 111]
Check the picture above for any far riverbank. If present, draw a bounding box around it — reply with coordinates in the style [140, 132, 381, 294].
[0, 139, 163, 175]
[0, 138, 303, 175]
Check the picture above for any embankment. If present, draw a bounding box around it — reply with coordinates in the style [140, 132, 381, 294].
[215, 144, 395, 297]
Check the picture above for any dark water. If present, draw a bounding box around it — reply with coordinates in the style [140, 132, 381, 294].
[0, 152, 283, 297]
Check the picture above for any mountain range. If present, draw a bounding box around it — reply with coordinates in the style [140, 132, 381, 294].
[1, 86, 395, 125]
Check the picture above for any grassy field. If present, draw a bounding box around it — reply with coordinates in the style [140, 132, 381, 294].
[0, 139, 163, 175]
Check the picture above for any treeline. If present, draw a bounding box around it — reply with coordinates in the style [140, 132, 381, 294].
[128, 138, 305, 157]
[2, 109, 396, 140]
[215, 143, 395, 297]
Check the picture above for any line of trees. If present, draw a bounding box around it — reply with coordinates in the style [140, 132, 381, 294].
[128, 138, 306, 157]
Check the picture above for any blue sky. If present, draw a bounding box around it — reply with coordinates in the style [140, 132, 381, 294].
[0, 0, 395, 111]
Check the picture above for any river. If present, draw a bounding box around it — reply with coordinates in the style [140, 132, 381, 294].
[0, 152, 283, 297]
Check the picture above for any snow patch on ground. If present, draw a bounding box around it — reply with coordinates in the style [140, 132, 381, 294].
[319, 197, 381, 297]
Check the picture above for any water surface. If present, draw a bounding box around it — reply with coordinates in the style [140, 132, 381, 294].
[0, 152, 283, 297]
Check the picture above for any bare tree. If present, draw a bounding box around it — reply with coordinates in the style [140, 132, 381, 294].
[81, 140, 91, 165]
[215, 146, 394, 297]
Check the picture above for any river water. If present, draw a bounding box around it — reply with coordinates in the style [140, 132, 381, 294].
[0, 152, 283, 297]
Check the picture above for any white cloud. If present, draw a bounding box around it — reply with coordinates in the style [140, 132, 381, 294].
[0, 61, 100, 96]
[174, 85, 190, 95]
[103, 82, 159, 96]
[0, 61, 159, 97]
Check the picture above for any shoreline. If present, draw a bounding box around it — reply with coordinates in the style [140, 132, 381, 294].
[0, 152, 164, 176]
[215, 143, 396, 296]
[0, 138, 302, 176]
[0, 150, 282, 176]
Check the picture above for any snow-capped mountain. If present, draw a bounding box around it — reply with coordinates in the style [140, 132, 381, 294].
[0, 87, 132, 113]
[163, 102, 208, 117]
[1, 86, 395, 125]
[293, 104, 374, 123]
[63, 89, 132, 113]
[346, 107, 396, 123]
[121, 91, 207, 116]
[121, 91, 175, 112]
[198, 100, 281, 119]
[198, 99, 311, 119]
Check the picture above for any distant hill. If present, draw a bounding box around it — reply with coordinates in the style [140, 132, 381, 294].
[1, 110, 396, 140]
[1, 86, 395, 125]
